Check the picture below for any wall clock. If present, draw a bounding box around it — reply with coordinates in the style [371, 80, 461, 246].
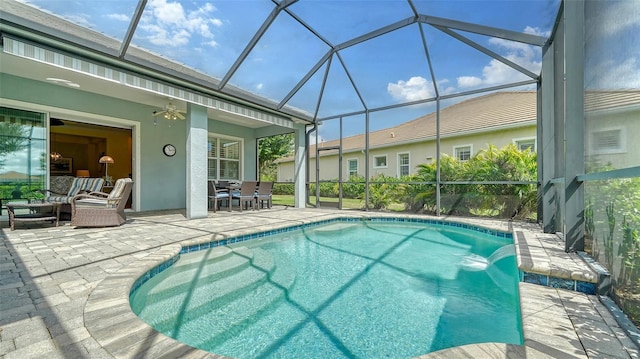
[163, 144, 176, 157]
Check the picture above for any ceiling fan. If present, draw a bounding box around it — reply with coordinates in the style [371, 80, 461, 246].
[153, 101, 186, 120]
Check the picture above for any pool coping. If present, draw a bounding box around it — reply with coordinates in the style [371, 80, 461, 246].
[82, 212, 631, 358]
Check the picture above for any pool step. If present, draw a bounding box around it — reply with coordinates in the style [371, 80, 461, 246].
[176, 256, 297, 350]
[138, 246, 296, 337]
[174, 246, 234, 268]
[132, 246, 254, 305]
[133, 247, 265, 326]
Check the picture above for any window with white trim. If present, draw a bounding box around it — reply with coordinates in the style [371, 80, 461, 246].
[591, 129, 624, 154]
[208, 136, 242, 180]
[454, 145, 472, 161]
[514, 138, 536, 151]
[398, 153, 410, 177]
[373, 155, 387, 168]
[348, 159, 358, 177]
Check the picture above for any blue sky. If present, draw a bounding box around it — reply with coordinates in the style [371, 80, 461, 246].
[16, 0, 640, 141]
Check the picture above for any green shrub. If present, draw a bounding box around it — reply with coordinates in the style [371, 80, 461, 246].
[342, 175, 365, 199]
[366, 175, 404, 210]
[273, 183, 294, 195]
[308, 181, 338, 198]
[412, 144, 537, 219]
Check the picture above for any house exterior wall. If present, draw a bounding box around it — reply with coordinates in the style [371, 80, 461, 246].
[278, 124, 536, 181]
[585, 105, 640, 171]
[1, 73, 266, 212]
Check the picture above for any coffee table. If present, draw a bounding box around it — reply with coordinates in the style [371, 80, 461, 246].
[6, 201, 61, 231]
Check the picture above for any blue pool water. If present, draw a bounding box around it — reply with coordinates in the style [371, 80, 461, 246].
[130, 220, 523, 358]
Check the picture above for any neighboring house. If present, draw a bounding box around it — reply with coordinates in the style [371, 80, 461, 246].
[584, 91, 640, 171]
[277, 91, 538, 182]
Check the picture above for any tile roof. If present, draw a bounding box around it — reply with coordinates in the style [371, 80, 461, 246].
[314, 91, 537, 154]
[585, 90, 640, 112]
[299, 89, 640, 158]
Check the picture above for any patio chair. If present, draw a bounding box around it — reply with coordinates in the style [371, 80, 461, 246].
[255, 181, 273, 209]
[217, 180, 230, 190]
[70, 178, 133, 227]
[208, 180, 230, 212]
[231, 181, 257, 212]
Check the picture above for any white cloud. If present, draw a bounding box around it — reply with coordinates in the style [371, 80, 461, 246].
[524, 26, 549, 37]
[106, 13, 130, 22]
[587, 57, 640, 89]
[140, 0, 221, 47]
[599, 1, 640, 37]
[387, 76, 436, 102]
[151, 0, 185, 25]
[256, 83, 264, 91]
[457, 76, 483, 88]
[211, 18, 223, 27]
[203, 40, 219, 48]
[457, 26, 545, 89]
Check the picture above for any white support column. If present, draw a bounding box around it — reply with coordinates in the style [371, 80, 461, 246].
[293, 124, 307, 208]
[186, 103, 208, 219]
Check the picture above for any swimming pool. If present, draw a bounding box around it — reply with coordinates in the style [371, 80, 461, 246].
[130, 218, 522, 358]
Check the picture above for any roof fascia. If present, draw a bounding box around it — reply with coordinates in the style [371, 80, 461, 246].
[420, 15, 548, 47]
[0, 11, 120, 57]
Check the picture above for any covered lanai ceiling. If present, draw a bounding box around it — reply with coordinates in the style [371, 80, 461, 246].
[0, 0, 560, 126]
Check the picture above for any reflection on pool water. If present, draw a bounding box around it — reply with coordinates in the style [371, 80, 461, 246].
[130, 220, 522, 359]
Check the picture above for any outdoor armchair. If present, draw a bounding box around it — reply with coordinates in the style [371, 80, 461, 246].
[70, 178, 133, 227]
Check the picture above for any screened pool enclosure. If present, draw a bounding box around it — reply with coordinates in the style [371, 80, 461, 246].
[1, 0, 639, 327]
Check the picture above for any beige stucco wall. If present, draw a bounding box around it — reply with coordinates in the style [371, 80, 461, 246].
[585, 106, 639, 170]
[277, 125, 537, 181]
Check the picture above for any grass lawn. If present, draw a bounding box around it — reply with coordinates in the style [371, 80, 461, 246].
[272, 195, 361, 208]
[272, 195, 406, 211]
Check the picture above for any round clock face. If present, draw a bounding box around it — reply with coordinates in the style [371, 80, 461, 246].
[163, 144, 176, 157]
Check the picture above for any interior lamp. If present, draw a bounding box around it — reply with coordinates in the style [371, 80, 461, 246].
[76, 169, 90, 177]
[99, 155, 114, 184]
[50, 133, 62, 162]
[50, 151, 62, 162]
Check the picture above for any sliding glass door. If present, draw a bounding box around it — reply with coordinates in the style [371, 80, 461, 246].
[0, 107, 47, 203]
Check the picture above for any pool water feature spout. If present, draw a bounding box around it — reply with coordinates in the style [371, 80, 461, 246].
[460, 244, 515, 271]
